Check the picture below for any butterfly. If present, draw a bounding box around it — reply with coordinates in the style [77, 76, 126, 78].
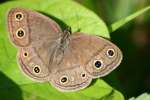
[7, 8, 123, 92]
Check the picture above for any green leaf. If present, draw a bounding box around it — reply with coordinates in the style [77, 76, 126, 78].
[0, 0, 123, 100]
[129, 93, 150, 100]
[111, 6, 150, 32]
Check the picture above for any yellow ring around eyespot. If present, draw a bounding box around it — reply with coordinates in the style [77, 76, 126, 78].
[15, 12, 24, 21]
[15, 28, 25, 39]
[106, 48, 115, 58]
[93, 59, 104, 70]
[33, 65, 41, 74]
[60, 75, 68, 84]
[23, 52, 28, 58]
[81, 72, 86, 78]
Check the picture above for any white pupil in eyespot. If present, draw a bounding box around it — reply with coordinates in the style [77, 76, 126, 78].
[16, 14, 22, 19]
[15, 12, 23, 21]
[95, 60, 102, 68]
[107, 49, 115, 57]
[17, 30, 24, 37]
[34, 66, 40, 73]
[61, 77, 67, 83]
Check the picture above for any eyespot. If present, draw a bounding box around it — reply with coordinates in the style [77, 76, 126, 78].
[15, 12, 23, 21]
[94, 60, 103, 69]
[81, 73, 86, 78]
[106, 49, 115, 57]
[23, 52, 28, 57]
[60, 76, 68, 84]
[33, 65, 41, 74]
[16, 28, 25, 38]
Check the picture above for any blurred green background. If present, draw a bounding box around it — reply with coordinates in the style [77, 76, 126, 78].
[0, 0, 150, 99]
[75, 0, 150, 98]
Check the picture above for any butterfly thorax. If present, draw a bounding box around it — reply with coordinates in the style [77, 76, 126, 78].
[49, 27, 72, 66]
[59, 27, 72, 49]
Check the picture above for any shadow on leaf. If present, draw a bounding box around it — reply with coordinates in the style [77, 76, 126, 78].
[39, 11, 82, 33]
[0, 72, 23, 100]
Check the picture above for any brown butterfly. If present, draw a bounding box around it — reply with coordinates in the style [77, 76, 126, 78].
[7, 8, 123, 92]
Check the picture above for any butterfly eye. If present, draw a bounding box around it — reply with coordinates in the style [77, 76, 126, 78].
[33, 65, 41, 74]
[60, 76, 68, 84]
[94, 60, 103, 69]
[16, 28, 25, 38]
[106, 49, 115, 57]
[15, 12, 23, 21]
